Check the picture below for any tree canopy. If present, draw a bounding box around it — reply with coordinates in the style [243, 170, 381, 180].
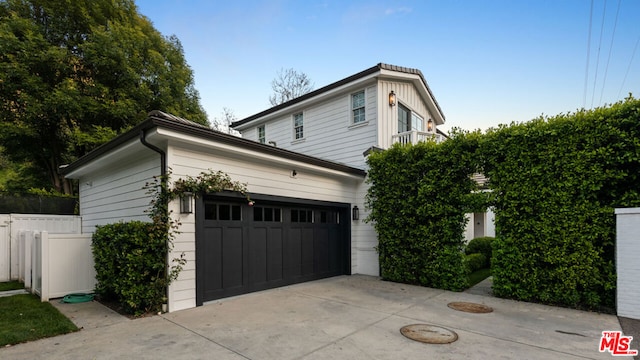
[0, 0, 208, 194]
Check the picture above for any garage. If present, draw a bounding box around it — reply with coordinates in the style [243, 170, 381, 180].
[195, 194, 350, 305]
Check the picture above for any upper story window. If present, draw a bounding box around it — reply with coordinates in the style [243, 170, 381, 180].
[351, 90, 366, 124]
[294, 113, 304, 140]
[257, 125, 266, 144]
[398, 104, 424, 133]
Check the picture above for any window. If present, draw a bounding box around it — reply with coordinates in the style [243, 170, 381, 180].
[294, 113, 304, 140]
[398, 104, 410, 133]
[411, 113, 424, 132]
[398, 104, 424, 133]
[320, 210, 339, 224]
[257, 125, 265, 144]
[204, 203, 242, 221]
[253, 206, 282, 222]
[352, 90, 365, 124]
[291, 209, 313, 223]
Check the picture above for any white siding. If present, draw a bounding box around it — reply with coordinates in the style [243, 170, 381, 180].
[378, 80, 435, 149]
[78, 150, 160, 233]
[239, 85, 378, 169]
[165, 144, 371, 312]
[351, 180, 379, 276]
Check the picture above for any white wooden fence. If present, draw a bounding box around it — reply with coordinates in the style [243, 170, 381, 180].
[23, 230, 95, 301]
[0, 214, 94, 302]
[0, 214, 81, 281]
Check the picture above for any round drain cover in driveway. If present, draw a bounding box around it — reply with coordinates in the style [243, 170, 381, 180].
[447, 302, 493, 313]
[400, 324, 458, 344]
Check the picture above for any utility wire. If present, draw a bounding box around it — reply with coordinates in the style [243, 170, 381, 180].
[590, 0, 607, 109]
[583, 0, 594, 108]
[618, 35, 640, 99]
[599, 0, 621, 105]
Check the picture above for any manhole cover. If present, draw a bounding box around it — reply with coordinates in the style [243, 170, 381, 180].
[400, 324, 458, 344]
[447, 302, 493, 313]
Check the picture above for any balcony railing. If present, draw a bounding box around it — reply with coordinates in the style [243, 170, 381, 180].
[392, 130, 444, 145]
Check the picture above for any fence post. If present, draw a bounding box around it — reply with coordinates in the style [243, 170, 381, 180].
[40, 230, 49, 302]
[615, 208, 640, 320]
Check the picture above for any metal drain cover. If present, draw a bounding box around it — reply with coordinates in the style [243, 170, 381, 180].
[400, 324, 458, 344]
[447, 302, 493, 313]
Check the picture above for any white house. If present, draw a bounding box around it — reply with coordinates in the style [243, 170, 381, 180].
[61, 63, 453, 312]
[232, 63, 447, 170]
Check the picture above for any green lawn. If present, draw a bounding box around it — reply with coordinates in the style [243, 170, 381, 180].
[468, 268, 491, 288]
[0, 294, 78, 346]
[0, 281, 24, 292]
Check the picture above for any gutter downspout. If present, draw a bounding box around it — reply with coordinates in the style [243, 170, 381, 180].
[140, 129, 169, 312]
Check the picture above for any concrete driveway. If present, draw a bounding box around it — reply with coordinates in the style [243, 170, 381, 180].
[0, 275, 625, 359]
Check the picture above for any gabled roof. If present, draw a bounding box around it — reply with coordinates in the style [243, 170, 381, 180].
[231, 63, 445, 129]
[60, 111, 367, 178]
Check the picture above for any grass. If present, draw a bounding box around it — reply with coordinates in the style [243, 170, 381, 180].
[0, 281, 24, 292]
[468, 268, 491, 288]
[0, 294, 78, 346]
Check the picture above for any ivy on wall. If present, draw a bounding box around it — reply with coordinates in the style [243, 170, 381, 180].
[366, 132, 483, 291]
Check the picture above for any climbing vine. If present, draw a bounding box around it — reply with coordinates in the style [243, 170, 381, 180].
[145, 169, 251, 283]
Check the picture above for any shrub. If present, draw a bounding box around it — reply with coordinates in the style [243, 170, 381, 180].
[465, 253, 487, 273]
[465, 236, 493, 267]
[92, 221, 167, 315]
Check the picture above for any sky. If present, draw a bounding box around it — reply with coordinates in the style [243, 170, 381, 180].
[135, 0, 640, 133]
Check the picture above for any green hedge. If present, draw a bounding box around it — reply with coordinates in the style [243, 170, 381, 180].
[481, 97, 640, 310]
[366, 132, 483, 291]
[465, 253, 487, 273]
[465, 236, 493, 268]
[92, 221, 168, 315]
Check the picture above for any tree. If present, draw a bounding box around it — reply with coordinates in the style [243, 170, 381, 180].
[0, 0, 208, 194]
[268, 68, 313, 106]
[212, 107, 239, 136]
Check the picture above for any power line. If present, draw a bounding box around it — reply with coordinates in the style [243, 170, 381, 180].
[599, 0, 621, 105]
[590, 0, 607, 109]
[618, 35, 640, 99]
[583, 0, 594, 108]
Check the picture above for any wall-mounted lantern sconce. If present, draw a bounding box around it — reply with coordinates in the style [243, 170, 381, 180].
[180, 192, 193, 214]
[389, 91, 396, 107]
[352, 205, 360, 221]
[427, 119, 434, 132]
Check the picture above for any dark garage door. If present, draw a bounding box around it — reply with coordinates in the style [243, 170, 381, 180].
[196, 195, 350, 305]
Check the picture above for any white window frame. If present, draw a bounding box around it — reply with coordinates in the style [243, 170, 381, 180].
[257, 125, 266, 144]
[293, 112, 304, 140]
[351, 90, 366, 124]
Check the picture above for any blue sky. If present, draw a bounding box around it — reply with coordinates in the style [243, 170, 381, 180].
[135, 0, 640, 132]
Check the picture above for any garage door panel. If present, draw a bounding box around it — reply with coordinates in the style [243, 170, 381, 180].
[328, 226, 341, 273]
[222, 227, 243, 290]
[300, 228, 314, 276]
[249, 227, 268, 284]
[267, 228, 283, 282]
[202, 227, 223, 292]
[314, 228, 329, 273]
[286, 228, 302, 278]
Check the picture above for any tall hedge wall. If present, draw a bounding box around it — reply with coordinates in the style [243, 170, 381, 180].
[482, 97, 640, 310]
[366, 133, 483, 291]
